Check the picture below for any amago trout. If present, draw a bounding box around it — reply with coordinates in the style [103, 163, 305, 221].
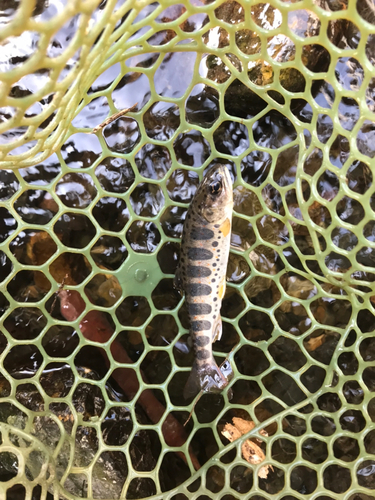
[174, 164, 234, 399]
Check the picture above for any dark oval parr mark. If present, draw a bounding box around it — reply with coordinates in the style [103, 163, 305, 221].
[190, 227, 215, 241]
[194, 335, 211, 347]
[188, 302, 212, 315]
[186, 265, 211, 278]
[196, 349, 211, 360]
[188, 247, 213, 260]
[187, 283, 212, 296]
[191, 320, 212, 332]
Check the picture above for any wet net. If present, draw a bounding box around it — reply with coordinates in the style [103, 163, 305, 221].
[1, 0, 375, 498]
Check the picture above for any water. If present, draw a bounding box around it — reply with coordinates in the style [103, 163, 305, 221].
[241, 150, 271, 186]
[152, 278, 181, 310]
[54, 212, 97, 249]
[112, 72, 151, 112]
[143, 101, 180, 141]
[3, 345, 44, 378]
[1, 0, 375, 496]
[185, 85, 220, 128]
[12, 191, 54, 227]
[174, 129, 211, 167]
[90, 235, 128, 270]
[19, 154, 61, 185]
[135, 143, 172, 180]
[226, 253, 250, 283]
[61, 133, 102, 168]
[253, 111, 297, 148]
[49, 251, 92, 284]
[154, 52, 197, 98]
[93, 196, 129, 231]
[103, 117, 141, 153]
[95, 156, 135, 193]
[213, 120, 249, 156]
[161, 206, 187, 238]
[55, 173, 97, 209]
[0, 170, 19, 200]
[129, 182, 165, 217]
[167, 169, 198, 202]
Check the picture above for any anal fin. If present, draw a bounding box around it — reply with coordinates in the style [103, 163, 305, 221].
[218, 275, 226, 301]
[173, 264, 183, 291]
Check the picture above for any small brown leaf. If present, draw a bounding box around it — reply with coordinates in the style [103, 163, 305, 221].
[221, 417, 272, 478]
[26, 231, 57, 266]
[84, 274, 122, 307]
[259, 465, 272, 479]
[39, 193, 59, 213]
[305, 333, 325, 352]
[222, 423, 242, 442]
[232, 416, 255, 435]
[242, 439, 265, 465]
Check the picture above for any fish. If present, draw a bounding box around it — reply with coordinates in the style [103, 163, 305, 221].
[174, 164, 234, 399]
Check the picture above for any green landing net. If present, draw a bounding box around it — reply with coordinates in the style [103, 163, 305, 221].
[0, 0, 375, 498]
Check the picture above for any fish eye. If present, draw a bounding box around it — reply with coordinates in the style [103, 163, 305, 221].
[210, 181, 222, 195]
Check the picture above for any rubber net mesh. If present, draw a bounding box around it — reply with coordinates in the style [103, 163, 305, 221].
[0, 0, 375, 498]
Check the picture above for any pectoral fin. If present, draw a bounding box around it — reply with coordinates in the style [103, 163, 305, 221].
[212, 315, 222, 342]
[219, 218, 231, 237]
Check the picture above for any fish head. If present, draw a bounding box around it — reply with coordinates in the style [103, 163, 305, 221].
[196, 164, 233, 223]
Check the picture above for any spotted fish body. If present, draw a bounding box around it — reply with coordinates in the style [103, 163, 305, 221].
[175, 164, 234, 399]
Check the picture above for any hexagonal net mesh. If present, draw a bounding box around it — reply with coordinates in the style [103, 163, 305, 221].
[1, 0, 375, 498]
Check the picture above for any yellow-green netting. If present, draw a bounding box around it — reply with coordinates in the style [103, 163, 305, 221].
[1, 0, 375, 498]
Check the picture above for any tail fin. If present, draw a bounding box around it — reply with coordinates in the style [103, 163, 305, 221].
[183, 360, 230, 400]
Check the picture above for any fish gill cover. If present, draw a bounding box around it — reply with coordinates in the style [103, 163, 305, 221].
[0, 0, 375, 498]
